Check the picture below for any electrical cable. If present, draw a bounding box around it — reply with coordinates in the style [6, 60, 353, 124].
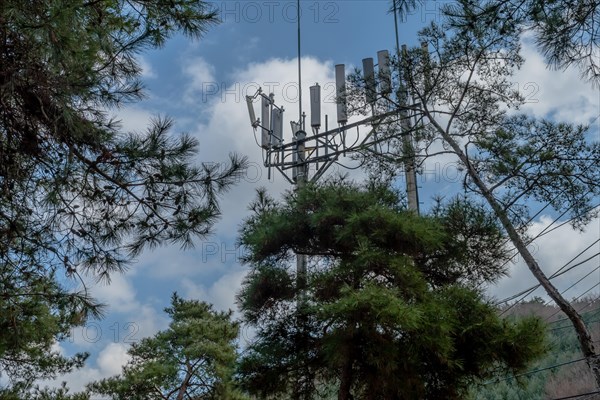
[483, 357, 588, 385]
[549, 265, 600, 304]
[549, 302, 600, 326]
[496, 238, 599, 309]
[544, 283, 600, 322]
[498, 248, 599, 317]
[495, 203, 599, 304]
[548, 390, 600, 400]
[550, 317, 600, 332]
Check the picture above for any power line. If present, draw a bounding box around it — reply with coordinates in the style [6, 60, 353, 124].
[551, 317, 600, 332]
[496, 238, 599, 306]
[485, 186, 599, 310]
[495, 203, 578, 276]
[489, 195, 572, 279]
[551, 265, 600, 303]
[497, 246, 599, 316]
[489, 169, 599, 305]
[483, 357, 588, 385]
[550, 303, 600, 326]
[548, 390, 600, 400]
[546, 299, 600, 352]
[545, 283, 600, 322]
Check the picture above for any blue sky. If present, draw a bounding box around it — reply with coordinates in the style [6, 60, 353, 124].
[45, 1, 599, 391]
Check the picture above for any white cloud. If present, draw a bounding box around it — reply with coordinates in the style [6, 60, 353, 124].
[133, 304, 166, 339]
[138, 55, 157, 79]
[181, 265, 248, 313]
[135, 243, 233, 279]
[89, 272, 138, 314]
[182, 56, 217, 103]
[186, 56, 368, 236]
[514, 35, 600, 124]
[96, 342, 131, 376]
[37, 342, 131, 394]
[111, 106, 155, 133]
[488, 214, 600, 303]
[46, 47, 598, 393]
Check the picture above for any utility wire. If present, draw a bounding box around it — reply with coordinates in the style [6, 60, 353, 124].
[550, 265, 600, 304]
[551, 317, 600, 332]
[497, 202, 600, 296]
[544, 282, 600, 322]
[550, 303, 600, 326]
[483, 357, 588, 385]
[496, 238, 600, 309]
[485, 161, 599, 305]
[548, 390, 600, 400]
[546, 298, 600, 352]
[498, 247, 598, 306]
[498, 247, 599, 317]
[496, 203, 576, 275]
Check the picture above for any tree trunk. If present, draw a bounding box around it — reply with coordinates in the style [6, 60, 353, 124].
[176, 361, 194, 400]
[338, 355, 353, 400]
[441, 132, 600, 388]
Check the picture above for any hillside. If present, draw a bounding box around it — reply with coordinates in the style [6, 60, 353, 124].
[469, 297, 600, 400]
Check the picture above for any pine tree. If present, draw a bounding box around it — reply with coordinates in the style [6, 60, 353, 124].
[350, 0, 600, 386]
[0, 0, 246, 392]
[237, 182, 546, 399]
[88, 293, 247, 400]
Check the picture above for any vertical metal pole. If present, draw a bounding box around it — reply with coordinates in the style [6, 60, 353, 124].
[295, 3, 308, 398]
[394, 7, 420, 214]
[296, 130, 307, 293]
[297, 0, 302, 125]
[294, 0, 306, 292]
[400, 46, 420, 214]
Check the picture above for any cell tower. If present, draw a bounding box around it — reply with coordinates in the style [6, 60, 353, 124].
[244, 51, 421, 212]
[244, 3, 422, 396]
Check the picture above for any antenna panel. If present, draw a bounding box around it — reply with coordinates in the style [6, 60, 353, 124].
[377, 50, 391, 95]
[290, 121, 300, 135]
[335, 64, 347, 124]
[271, 107, 283, 145]
[310, 84, 321, 128]
[246, 96, 258, 127]
[363, 58, 376, 105]
[261, 95, 271, 148]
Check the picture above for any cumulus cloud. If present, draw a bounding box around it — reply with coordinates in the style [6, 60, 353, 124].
[182, 56, 217, 103]
[38, 341, 131, 394]
[188, 56, 370, 235]
[89, 272, 138, 314]
[514, 35, 600, 124]
[110, 105, 155, 134]
[47, 45, 598, 393]
[489, 214, 600, 303]
[138, 55, 157, 79]
[96, 342, 131, 377]
[181, 265, 248, 313]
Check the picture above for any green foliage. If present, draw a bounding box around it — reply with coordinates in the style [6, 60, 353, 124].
[475, 115, 599, 228]
[425, 197, 510, 285]
[0, 0, 246, 391]
[382, 0, 600, 387]
[88, 293, 247, 400]
[1, 0, 246, 279]
[1, 383, 91, 400]
[365, 1, 600, 232]
[469, 299, 600, 399]
[0, 266, 90, 395]
[441, 0, 600, 85]
[237, 182, 547, 399]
